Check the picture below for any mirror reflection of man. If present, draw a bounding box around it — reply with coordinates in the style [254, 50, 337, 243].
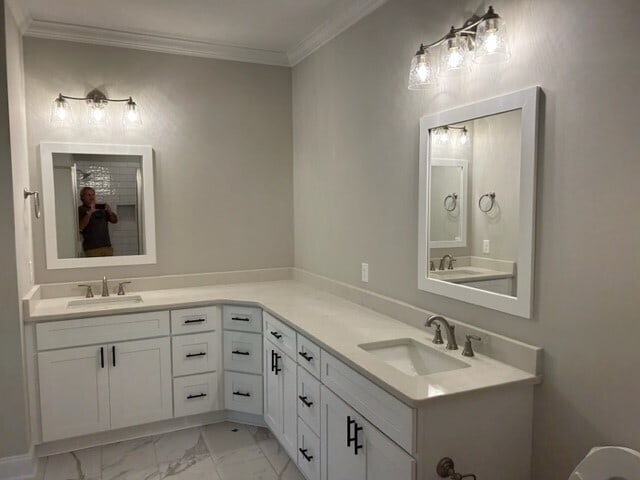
[78, 187, 118, 257]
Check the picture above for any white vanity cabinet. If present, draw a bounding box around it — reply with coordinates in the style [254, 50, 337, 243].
[321, 386, 414, 480]
[36, 312, 173, 442]
[263, 337, 298, 459]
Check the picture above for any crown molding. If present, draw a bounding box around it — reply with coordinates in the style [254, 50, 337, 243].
[287, 0, 389, 66]
[5, 0, 33, 34]
[24, 20, 290, 67]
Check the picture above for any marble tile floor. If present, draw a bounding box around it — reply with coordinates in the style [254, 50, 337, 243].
[42, 422, 305, 480]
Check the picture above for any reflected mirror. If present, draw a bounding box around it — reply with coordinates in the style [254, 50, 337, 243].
[418, 87, 540, 318]
[40, 143, 156, 269]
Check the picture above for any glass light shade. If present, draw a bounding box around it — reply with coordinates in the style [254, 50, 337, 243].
[434, 127, 450, 144]
[439, 33, 470, 76]
[50, 97, 72, 126]
[457, 128, 469, 145]
[473, 13, 510, 64]
[88, 99, 109, 126]
[123, 99, 142, 128]
[408, 47, 437, 90]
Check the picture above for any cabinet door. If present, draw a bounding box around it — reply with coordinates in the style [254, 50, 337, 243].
[109, 337, 172, 429]
[281, 352, 298, 459]
[264, 341, 283, 433]
[365, 421, 415, 480]
[38, 345, 110, 441]
[321, 387, 365, 480]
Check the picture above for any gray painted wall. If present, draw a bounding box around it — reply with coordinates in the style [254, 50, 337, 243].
[24, 38, 293, 284]
[1, 0, 29, 458]
[292, 0, 640, 479]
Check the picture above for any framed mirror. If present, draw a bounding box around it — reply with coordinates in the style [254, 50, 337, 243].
[418, 87, 540, 318]
[40, 142, 156, 269]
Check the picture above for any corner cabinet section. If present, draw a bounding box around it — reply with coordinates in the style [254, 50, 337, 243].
[36, 311, 173, 442]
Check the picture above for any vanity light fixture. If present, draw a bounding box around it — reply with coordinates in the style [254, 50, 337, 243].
[433, 125, 469, 145]
[51, 89, 142, 128]
[408, 5, 509, 89]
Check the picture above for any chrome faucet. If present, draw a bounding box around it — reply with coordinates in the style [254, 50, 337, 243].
[438, 254, 455, 270]
[102, 276, 109, 297]
[424, 315, 458, 350]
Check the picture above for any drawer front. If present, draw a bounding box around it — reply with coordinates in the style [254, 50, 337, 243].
[172, 332, 220, 377]
[224, 372, 263, 415]
[321, 352, 415, 454]
[171, 306, 221, 335]
[36, 311, 170, 350]
[223, 331, 262, 375]
[263, 311, 296, 359]
[173, 372, 220, 417]
[222, 305, 263, 333]
[297, 366, 321, 435]
[296, 334, 321, 378]
[297, 418, 321, 480]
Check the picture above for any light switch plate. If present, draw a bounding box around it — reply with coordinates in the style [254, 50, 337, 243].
[483, 240, 490, 254]
[361, 263, 369, 282]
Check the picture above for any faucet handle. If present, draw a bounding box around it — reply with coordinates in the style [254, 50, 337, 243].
[432, 324, 444, 344]
[430, 260, 435, 272]
[461, 335, 482, 357]
[78, 284, 94, 298]
[448, 256, 456, 270]
[117, 281, 132, 296]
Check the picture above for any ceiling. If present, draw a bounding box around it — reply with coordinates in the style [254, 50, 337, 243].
[13, 0, 388, 66]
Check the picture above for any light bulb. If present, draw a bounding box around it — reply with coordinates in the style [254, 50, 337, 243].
[458, 128, 469, 145]
[123, 98, 142, 128]
[50, 96, 72, 126]
[434, 127, 450, 144]
[473, 6, 510, 64]
[439, 30, 469, 76]
[408, 45, 436, 90]
[88, 99, 109, 126]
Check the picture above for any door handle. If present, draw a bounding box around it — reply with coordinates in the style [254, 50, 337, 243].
[298, 351, 313, 362]
[299, 448, 314, 462]
[112, 345, 116, 367]
[274, 353, 282, 375]
[100, 347, 104, 369]
[298, 395, 313, 408]
[347, 416, 363, 454]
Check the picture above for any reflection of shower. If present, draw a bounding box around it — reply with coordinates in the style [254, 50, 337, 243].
[76, 169, 92, 180]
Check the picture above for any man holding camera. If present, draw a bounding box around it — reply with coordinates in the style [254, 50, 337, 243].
[78, 186, 118, 257]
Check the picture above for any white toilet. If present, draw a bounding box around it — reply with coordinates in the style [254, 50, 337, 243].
[569, 446, 640, 480]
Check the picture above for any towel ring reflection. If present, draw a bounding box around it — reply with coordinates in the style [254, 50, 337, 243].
[478, 192, 496, 213]
[24, 188, 41, 219]
[443, 193, 458, 212]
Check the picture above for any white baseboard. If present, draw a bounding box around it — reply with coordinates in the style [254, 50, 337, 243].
[0, 451, 37, 480]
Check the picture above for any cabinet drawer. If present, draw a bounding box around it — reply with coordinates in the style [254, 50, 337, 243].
[172, 332, 219, 377]
[263, 311, 296, 359]
[296, 334, 321, 378]
[297, 418, 321, 480]
[36, 311, 170, 350]
[222, 305, 262, 333]
[297, 366, 321, 435]
[171, 306, 221, 335]
[223, 331, 262, 374]
[321, 352, 416, 454]
[224, 372, 263, 416]
[173, 373, 220, 417]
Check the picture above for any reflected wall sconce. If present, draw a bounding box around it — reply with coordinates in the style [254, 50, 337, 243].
[433, 125, 469, 145]
[408, 5, 509, 90]
[51, 89, 142, 128]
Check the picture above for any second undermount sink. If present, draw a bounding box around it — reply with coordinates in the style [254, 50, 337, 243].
[67, 295, 144, 308]
[359, 338, 470, 376]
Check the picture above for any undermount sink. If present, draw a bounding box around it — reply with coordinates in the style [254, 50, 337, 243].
[359, 338, 469, 376]
[67, 295, 144, 308]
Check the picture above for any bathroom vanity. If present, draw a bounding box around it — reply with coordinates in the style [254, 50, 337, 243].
[23, 279, 540, 480]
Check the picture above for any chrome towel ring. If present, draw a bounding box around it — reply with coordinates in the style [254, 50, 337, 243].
[478, 192, 496, 213]
[24, 188, 41, 219]
[443, 193, 458, 212]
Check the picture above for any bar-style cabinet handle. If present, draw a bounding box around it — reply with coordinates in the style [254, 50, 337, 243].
[185, 352, 207, 358]
[184, 318, 206, 324]
[187, 393, 207, 399]
[232, 391, 251, 397]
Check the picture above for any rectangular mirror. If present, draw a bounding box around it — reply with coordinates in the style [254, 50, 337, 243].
[418, 87, 540, 318]
[40, 143, 156, 269]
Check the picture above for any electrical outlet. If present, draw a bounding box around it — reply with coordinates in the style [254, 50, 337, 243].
[483, 239, 490, 254]
[361, 263, 369, 283]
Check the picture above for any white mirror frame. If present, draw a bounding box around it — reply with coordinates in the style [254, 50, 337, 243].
[429, 158, 468, 249]
[418, 86, 540, 318]
[40, 142, 157, 269]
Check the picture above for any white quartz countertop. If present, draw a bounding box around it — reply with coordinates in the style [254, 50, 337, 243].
[26, 280, 539, 407]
